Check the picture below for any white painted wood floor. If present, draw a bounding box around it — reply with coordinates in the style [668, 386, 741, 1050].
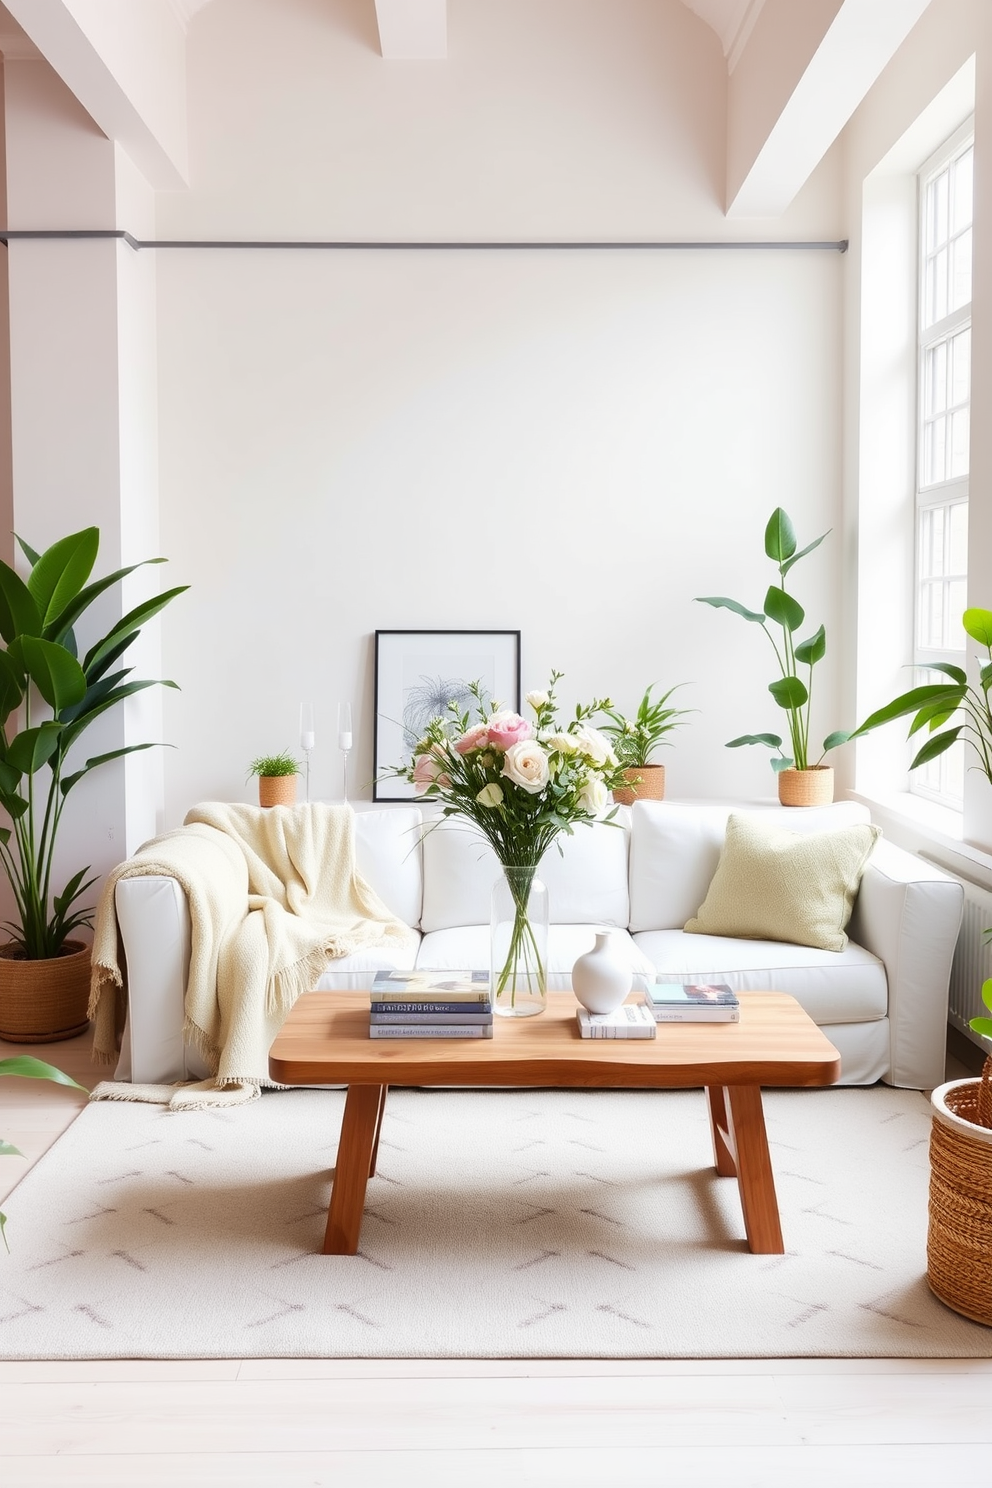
[2, 1029, 990, 1486]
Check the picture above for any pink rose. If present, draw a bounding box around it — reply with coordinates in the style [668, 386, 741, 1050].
[487, 711, 533, 751]
[411, 750, 444, 795]
[453, 723, 490, 755]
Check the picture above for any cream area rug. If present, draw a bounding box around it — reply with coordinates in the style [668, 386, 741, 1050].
[1, 1084, 990, 1360]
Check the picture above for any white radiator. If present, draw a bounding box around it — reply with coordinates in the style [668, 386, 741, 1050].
[925, 856, 992, 1049]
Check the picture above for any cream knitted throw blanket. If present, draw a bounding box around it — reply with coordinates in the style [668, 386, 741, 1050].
[88, 802, 417, 1109]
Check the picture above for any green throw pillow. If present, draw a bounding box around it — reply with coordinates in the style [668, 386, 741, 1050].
[684, 813, 881, 953]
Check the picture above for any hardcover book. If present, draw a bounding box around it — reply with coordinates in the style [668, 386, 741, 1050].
[370, 1010, 493, 1026]
[576, 1004, 657, 1039]
[369, 970, 491, 1004]
[641, 981, 741, 1022]
[368, 1001, 493, 1016]
[368, 1023, 494, 1039]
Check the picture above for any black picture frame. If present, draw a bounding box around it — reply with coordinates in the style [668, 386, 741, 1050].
[372, 630, 522, 802]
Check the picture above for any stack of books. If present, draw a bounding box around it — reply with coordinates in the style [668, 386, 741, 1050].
[641, 979, 741, 1023]
[368, 970, 493, 1039]
[576, 1004, 656, 1039]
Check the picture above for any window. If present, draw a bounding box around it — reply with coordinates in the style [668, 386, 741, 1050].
[914, 123, 973, 805]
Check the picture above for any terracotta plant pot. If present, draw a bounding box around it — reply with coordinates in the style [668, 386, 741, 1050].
[612, 763, 666, 807]
[927, 1058, 992, 1327]
[0, 939, 92, 1043]
[777, 765, 834, 808]
[258, 775, 297, 807]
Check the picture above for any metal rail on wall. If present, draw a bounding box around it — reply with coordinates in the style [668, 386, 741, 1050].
[0, 229, 849, 252]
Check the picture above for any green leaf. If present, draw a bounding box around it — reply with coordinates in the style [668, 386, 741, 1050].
[24, 528, 99, 627]
[0, 1139, 22, 1156]
[57, 680, 178, 757]
[769, 675, 808, 710]
[908, 701, 958, 738]
[44, 557, 168, 646]
[82, 586, 189, 675]
[0, 1055, 85, 1089]
[981, 663, 992, 695]
[924, 662, 968, 685]
[17, 636, 87, 712]
[695, 595, 766, 624]
[0, 793, 28, 821]
[764, 508, 796, 564]
[770, 756, 795, 773]
[909, 727, 962, 768]
[0, 563, 43, 643]
[969, 1017, 992, 1037]
[853, 684, 965, 735]
[795, 625, 826, 666]
[726, 733, 783, 749]
[963, 607, 992, 648]
[6, 721, 63, 773]
[822, 730, 853, 751]
[780, 531, 828, 576]
[0, 649, 26, 724]
[764, 586, 805, 632]
[59, 741, 166, 797]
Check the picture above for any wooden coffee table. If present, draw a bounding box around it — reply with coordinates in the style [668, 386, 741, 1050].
[268, 989, 841, 1257]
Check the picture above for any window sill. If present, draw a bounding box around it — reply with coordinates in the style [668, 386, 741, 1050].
[851, 787, 992, 887]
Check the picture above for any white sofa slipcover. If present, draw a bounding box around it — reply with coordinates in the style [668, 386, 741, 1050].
[110, 799, 964, 1090]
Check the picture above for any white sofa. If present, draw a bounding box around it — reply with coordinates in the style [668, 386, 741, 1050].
[111, 799, 964, 1090]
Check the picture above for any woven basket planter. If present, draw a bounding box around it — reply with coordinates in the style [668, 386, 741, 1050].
[258, 775, 297, 807]
[927, 1056, 992, 1327]
[777, 765, 834, 807]
[613, 764, 666, 807]
[0, 939, 91, 1044]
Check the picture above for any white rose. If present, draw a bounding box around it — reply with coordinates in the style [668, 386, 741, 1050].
[525, 689, 549, 710]
[541, 730, 577, 754]
[501, 740, 550, 794]
[476, 782, 504, 808]
[572, 724, 616, 768]
[578, 775, 609, 816]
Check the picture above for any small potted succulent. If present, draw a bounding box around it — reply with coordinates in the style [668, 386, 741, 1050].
[598, 685, 691, 804]
[247, 751, 301, 807]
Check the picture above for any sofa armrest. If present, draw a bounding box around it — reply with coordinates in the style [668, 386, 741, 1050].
[847, 839, 964, 1089]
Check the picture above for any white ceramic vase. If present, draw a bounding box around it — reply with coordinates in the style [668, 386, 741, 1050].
[571, 930, 633, 1015]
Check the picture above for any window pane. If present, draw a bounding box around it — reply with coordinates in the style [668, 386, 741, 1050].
[952, 227, 973, 310]
[950, 407, 970, 477]
[934, 170, 949, 246]
[953, 147, 973, 231]
[927, 341, 947, 414]
[932, 247, 948, 322]
[951, 328, 971, 405]
[925, 415, 946, 483]
[949, 501, 968, 571]
[948, 580, 967, 645]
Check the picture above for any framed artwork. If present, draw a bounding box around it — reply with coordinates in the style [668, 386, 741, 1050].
[373, 629, 521, 801]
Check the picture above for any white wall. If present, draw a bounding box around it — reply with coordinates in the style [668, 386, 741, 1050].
[151, 0, 846, 817]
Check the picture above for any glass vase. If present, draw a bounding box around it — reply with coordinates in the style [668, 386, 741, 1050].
[490, 866, 549, 1018]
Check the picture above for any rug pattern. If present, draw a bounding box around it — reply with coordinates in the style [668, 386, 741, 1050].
[1, 1085, 990, 1358]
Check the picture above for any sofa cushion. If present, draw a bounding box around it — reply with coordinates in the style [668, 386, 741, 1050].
[420, 814, 631, 932]
[353, 806, 424, 928]
[628, 798, 874, 932]
[684, 813, 881, 952]
[417, 924, 654, 992]
[630, 928, 888, 1025]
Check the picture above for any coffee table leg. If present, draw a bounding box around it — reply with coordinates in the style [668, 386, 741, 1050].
[705, 1085, 737, 1177]
[724, 1084, 784, 1255]
[369, 1084, 388, 1177]
[323, 1083, 385, 1255]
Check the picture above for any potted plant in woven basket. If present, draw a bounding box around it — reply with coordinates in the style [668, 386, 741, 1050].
[695, 508, 855, 806]
[927, 984, 992, 1327]
[0, 528, 187, 1043]
[247, 751, 301, 807]
[598, 684, 691, 804]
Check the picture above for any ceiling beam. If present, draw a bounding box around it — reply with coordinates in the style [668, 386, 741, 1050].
[374, 0, 447, 61]
[2, 0, 188, 189]
[727, 0, 933, 217]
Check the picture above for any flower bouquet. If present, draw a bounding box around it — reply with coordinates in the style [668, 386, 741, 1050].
[385, 672, 629, 1015]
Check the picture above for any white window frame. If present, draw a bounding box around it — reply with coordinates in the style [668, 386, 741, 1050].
[913, 119, 973, 807]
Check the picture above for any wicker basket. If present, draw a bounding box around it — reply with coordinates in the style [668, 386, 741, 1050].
[258, 775, 297, 807]
[777, 765, 834, 807]
[613, 764, 666, 807]
[927, 1055, 992, 1327]
[0, 939, 92, 1043]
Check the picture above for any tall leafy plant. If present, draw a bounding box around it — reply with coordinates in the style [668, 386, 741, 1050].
[696, 507, 852, 772]
[0, 527, 187, 959]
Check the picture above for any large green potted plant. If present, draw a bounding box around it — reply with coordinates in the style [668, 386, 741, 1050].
[0, 527, 187, 1041]
[695, 507, 853, 805]
[598, 684, 692, 804]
